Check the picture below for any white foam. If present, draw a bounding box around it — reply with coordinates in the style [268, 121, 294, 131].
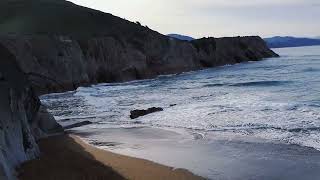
[41, 46, 320, 150]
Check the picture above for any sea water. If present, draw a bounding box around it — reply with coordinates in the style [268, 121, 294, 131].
[42, 45, 320, 151]
[41, 46, 320, 179]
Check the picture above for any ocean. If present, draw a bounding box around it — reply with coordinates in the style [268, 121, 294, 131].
[41, 45, 320, 179]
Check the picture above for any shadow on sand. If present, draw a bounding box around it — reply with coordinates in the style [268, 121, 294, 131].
[18, 134, 126, 180]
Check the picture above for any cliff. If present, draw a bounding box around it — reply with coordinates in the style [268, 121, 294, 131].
[0, 0, 278, 179]
[0, 0, 278, 95]
[0, 44, 62, 180]
[0, 35, 278, 95]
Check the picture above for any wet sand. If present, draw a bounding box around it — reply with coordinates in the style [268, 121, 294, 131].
[18, 126, 320, 180]
[18, 134, 203, 180]
[70, 127, 320, 180]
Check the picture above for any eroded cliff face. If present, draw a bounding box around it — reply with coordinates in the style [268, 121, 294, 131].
[0, 44, 62, 180]
[0, 0, 278, 95]
[0, 35, 278, 95]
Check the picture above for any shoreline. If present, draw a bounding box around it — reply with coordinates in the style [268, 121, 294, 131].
[68, 126, 320, 180]
[18, 133, 204, 180]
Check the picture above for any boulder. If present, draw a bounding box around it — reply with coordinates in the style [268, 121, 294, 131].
[130, 107, 164, 119]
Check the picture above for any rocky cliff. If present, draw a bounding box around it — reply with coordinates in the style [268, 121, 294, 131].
[0, 35, 278, 95]
[0, 44, 62, 180]
[0, 0, 278, 95]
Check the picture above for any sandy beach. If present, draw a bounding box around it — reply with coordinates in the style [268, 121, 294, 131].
[68, 126, 320, 180]
[18, 134, 203, 180]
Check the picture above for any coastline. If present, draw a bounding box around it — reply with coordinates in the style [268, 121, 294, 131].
[18, 134, 204, 180]
[32, 45, 320, 180]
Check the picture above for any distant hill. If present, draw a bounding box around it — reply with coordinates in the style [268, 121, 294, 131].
[264, 36, 320, 48]
[167, 34, 195, 41]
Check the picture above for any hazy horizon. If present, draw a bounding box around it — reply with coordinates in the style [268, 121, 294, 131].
[68, 0, 319, 38]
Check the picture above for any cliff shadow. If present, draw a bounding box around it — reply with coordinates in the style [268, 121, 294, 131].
[17, 134, 126, 180]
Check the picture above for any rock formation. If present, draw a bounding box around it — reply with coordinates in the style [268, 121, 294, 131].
[0, 44, 62, 180]
[0, 0, 278, 95]
[0, 35, 278, 95]
[130, 107, 164, 119]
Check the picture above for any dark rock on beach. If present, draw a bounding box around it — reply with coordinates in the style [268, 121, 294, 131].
[130, 107, 164, 119]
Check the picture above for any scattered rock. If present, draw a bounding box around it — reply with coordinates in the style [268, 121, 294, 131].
[64, 121, 92, 130]
[130, 107, 164, 119]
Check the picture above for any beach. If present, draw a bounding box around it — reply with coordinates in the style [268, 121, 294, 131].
[19, 126, 320, 180]
[18, 134, 203, 180]
[69, 126, 320, 180]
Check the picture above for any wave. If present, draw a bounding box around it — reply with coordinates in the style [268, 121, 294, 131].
[202, 83, 225, 88]
[287, 127, 320, 133]
[300, 67, 320, 73]
[203, 80, 290, 88]
[205, 125, 320, 134]
[229, 80, 290, 87]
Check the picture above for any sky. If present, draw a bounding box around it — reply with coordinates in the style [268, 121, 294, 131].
[69, 0, 320, 38]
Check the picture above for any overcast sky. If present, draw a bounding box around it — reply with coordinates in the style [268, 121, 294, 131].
[69, 0, 319, 38]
